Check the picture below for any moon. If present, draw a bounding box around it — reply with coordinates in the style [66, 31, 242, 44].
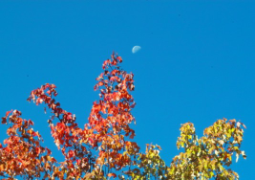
[132, 46, 141, 54]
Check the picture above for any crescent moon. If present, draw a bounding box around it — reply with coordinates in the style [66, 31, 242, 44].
[132, 46, 141, 54]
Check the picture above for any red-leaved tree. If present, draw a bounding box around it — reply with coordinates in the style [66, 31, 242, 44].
[1, 53, 246, 180]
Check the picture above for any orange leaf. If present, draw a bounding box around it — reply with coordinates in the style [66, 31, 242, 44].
[5, 110, 13, 117]
[108, 173, 117, 178]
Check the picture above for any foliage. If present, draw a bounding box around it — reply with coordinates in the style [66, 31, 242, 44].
[0, 53, 246, 180]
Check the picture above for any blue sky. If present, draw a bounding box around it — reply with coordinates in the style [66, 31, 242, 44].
[0, 1, 254, 179]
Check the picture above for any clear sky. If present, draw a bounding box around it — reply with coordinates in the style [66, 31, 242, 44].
[0, 1, 254, 179]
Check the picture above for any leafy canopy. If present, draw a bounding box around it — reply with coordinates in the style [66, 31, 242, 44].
[0, 53, 246, 180]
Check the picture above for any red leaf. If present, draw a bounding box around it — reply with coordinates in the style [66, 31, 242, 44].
[76, 159, 81, 165]
[51, 157, 57, 163]
[36, 98, 43, 105]
[68, 150, 75, 158]
[1, 117, 7, 124]
[35, 147, 41, 155]
[98, 81, 104, 87]
[5, 110, 13, 117]
[102, 59, 111, 69]
[117, 56, 122, 63]
[3, 139, 11, 145]
[46, 148, 52, 155]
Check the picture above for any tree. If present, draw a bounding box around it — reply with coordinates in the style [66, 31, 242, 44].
[0, 52, 246, 180]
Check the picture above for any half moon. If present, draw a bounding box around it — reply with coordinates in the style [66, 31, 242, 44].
[132, 46, 141, 54]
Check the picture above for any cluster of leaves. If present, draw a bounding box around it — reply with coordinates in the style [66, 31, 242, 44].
[1, 110, 56, 179]
[127, 120, 246, 180]
[169, 120, 246, 179]
[0, 53, 246, 179]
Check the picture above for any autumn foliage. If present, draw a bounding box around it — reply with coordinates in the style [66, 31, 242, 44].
[1, 53, 246, 180]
